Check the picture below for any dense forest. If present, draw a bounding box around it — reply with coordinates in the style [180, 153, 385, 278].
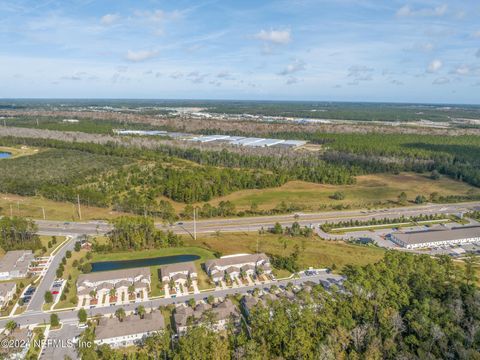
[0, 137, 355, 217]
[3, 99, 480, 122]
[0, 216, 40, 251]
[77, 251, 480, 359]
[1, 125, 480, 218]
[99, 216, 181, 251]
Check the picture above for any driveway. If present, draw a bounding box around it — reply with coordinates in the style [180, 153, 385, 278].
[27, 235, 78, 312]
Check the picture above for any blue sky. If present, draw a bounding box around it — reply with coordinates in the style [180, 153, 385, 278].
[1, 0, 480, 103]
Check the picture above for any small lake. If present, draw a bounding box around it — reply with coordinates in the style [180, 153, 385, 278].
[0, 152, 11, 159]
[91, 254, 201, 272]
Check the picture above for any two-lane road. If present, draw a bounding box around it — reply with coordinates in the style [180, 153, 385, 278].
[1, 271, 341, 329]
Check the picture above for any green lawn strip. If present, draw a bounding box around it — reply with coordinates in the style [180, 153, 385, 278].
[54, 249, 88, 310]
[25, 326, 46, 359]
[327, 219, 451, 234]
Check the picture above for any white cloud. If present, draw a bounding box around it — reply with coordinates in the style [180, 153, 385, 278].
[453, 64, 470, 76]
[427, 59, 442, 73]
[347, 65, 374, 81]
[278, 60, 305, 75]
[286, 77, 299, 85]
[473, 30, 480, 39]
[100, 13, 119, 25]
[396, 4, 448, 17]
[125, 50, 158, 62]
[433, 77, 449, 85]
[134, 9, 183, 22]
[254, 29, 291, 44]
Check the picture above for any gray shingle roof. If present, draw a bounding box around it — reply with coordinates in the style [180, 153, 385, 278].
[205, 253, 269, 272]
[95, 312, 164, 340]
[78, 267, 150, 285]
[0, 282, 16, 298]
[0, 250, 33, 274]
[392, 225, 480, 246]
[160, 262, 197, 278]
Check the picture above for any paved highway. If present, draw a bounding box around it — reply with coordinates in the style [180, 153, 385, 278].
[35, 202, 480, 237]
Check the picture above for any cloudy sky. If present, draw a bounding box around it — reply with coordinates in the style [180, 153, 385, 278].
[1, 0, 480, 103]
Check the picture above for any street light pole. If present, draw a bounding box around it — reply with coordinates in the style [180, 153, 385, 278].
[193, 207, 197, 241]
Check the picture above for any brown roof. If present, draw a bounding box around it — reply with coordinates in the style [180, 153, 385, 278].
[205, 254, 269, 271]
[212, 299, 238, 321]
[95, 312, 164, 340]
[78, 267, 150, 286]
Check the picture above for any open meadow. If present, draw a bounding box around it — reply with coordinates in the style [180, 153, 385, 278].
[1, 172, 477, 221]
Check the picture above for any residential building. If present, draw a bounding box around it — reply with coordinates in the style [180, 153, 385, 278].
[391, 225, 480, 249]
[204, 253, 272, 282]
[174, 299, 239, 335]
[0, 282, 17, 309]
[0, 328, 31, 359]
[0, 250, 34, 280]
[160, 262, 197, 285]
[95, 312, 165, 348]
[77, 268, 150, 306]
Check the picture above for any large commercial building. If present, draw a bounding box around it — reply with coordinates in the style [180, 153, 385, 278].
[391, 225, 480, 249]
[0, 250, 34, 280]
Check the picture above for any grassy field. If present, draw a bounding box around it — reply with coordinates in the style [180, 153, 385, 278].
[184, 232, 386, 272]
[205, 173, 480, 211]
[0, 193, 127, 221]
[0, 172, 477, 221]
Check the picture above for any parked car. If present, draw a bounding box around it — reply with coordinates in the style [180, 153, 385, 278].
[51, 291, 59, 295]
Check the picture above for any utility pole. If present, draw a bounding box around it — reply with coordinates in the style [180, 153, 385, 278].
[77, 194, 82, 220]
[193, 207, 197, 241]
[42, 207, 46, 220]
[10, 204, 13, 217]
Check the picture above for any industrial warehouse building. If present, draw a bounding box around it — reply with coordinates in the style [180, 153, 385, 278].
[391, 225, 480, 249]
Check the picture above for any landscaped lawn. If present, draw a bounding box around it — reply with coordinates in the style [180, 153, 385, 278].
[183, 232, 386, 272]
[36, 235, 66, 256]
[54, 249, 88, 309]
